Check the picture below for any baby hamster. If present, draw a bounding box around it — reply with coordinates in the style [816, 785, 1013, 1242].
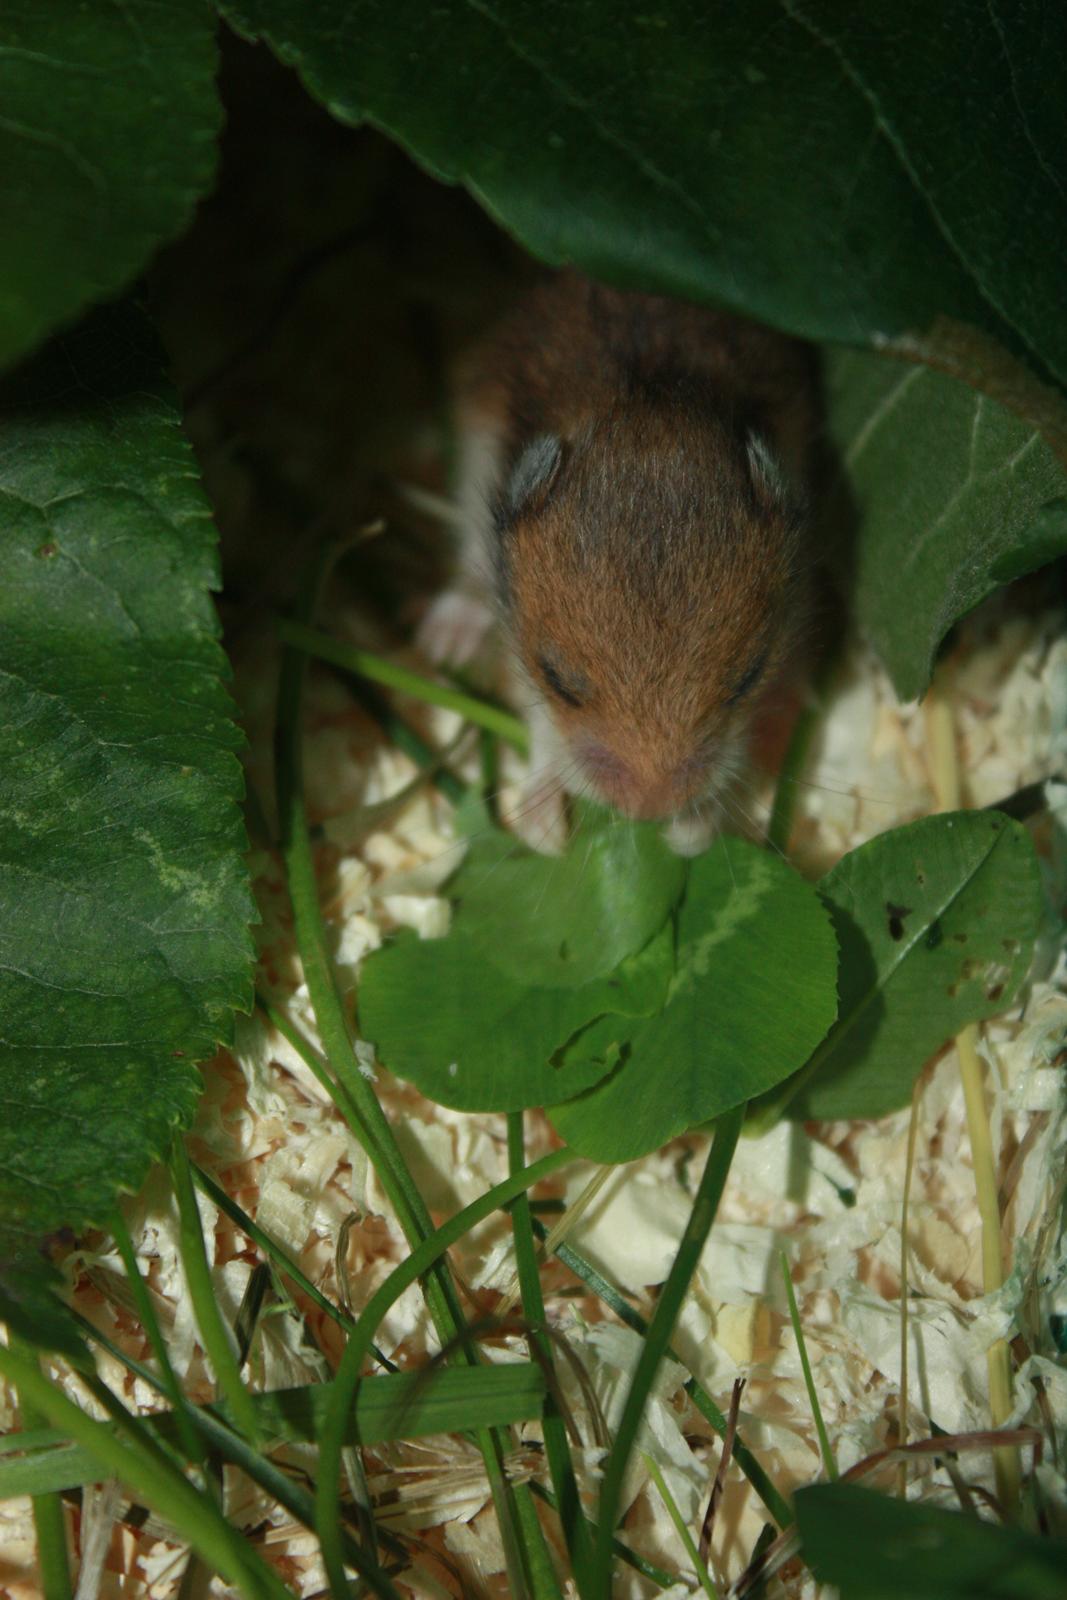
[418, 270, 819, 854]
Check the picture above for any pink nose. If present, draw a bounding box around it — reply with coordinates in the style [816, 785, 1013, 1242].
[578, 740, 693, 820]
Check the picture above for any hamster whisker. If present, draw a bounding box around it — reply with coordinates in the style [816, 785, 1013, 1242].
[570, 775, 604, 884]
[473, 754, 570, 815]
[716, 828, 739, 894]
[497, 760, 583, 848]
[721, 788, 792, 869]
[419, 753, 581, 897]
[759, 768, 898, 806]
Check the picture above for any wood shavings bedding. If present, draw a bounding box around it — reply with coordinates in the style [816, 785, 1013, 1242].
[2, 601, 1063, 1598]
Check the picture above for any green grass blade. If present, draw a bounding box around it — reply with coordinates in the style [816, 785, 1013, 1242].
[513, 1480, 565, 1600]
[110, 1207, 208, 1477]
[341, 676, 468, 804]
[0, 1425, 67, 1457]
[28, 1487, 70, 1600]
[765, 651, 836, 857]
[187, 1403, 401, 1600]
[590, 1107, 745, 1600]
[0, 1346, 289, 1600]
[642, 1452, 719, 1600]
[765, 702, 817, 857]
[507, 1113, 594, 1595]
[276, 544, 478, 1278]
[192, 1160, 357, 1337]
[957, 1022, 1021, 1511]
[0, 1364, 551, 1500]
[279, 618, 528, 750]
[276, 540, 538, 1598]
[779, 1252, 837, 1481]
[528, 1479, 679, 1591]
[312, 1147, 574, 1597]
[8, 1335, 72, 1600]
[169, 1136, 261, 1447]
[533, 1223, 791, 1530]
[18, 1325, 407, 1600]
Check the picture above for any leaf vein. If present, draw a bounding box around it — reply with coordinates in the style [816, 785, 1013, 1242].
[843, 364, 923, 468]
[984, 0, 1067, 208]
[779, 0, 1047, 378]
[0, 113, 105, 191]
[459, 0, 725, 251]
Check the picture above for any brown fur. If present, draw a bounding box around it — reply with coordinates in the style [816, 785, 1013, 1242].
[461, 271, 820, 821]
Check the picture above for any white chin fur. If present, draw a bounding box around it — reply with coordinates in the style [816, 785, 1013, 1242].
[662, 810, 719, 857]
[662, 743, 744, 857]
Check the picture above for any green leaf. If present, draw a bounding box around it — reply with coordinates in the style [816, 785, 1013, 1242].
[548, 839, 838, 1163]
[220, 0, 1064, 385]
[0, 1, 221, 371]
[358, 921, 673, 1114]
[782, 6, 1067, 394]
[828, 349, 1067, 700]
[449, 804, 686, 988]
[790, 812, 1040, 1122]
[0, 1364, 548, 1499]
[796, 1482, 1067, 1600]
[0, 304, 255, 1337]
[0, 1257, 88, 1368]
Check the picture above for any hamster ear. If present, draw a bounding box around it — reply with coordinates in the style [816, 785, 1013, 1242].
[746, 432, 790, 507]
[505, 434, 564, 519]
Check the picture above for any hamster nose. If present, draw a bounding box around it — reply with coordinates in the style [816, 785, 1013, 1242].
[621, 786, 678, 821]
[578, 741, 693, 820]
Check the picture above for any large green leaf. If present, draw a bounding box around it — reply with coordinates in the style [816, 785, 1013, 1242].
[449, 803, 686, 989]
[220, 0, 1064, 387]
[784, 5, 1067, 393]
[0, 1, 221, 371]
[828, 349, 1067, 700]
[796, 1482, 1067, 1600]
[790, 812, 1040, 1122]
[548, 840, 838, 1163]
[358, 922, 673, 1114]
[0, 305, 255, 1339]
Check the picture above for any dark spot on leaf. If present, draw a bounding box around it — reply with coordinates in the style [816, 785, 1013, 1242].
[171, 1050, 185, 1058]
[987, 983, 1005, 1003]
[36, 541, 58, 559]
[951, 932, 967, 944]
[916, 869, 926, 886]
[1002, 938, 1020, 954]
[947, 982, 959, 998]
[558, 940, 570, 962]
[925, 920, 943, 951]
[886, 901, 911, 941]
[961, 958, 978, 979]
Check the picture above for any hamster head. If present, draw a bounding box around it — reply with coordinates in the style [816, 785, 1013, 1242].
[495, 399, 807, 827]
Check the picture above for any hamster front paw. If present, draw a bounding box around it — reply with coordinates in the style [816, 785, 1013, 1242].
[416, 589, 496, 667]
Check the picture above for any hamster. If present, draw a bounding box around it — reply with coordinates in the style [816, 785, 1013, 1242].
[418, 270, 819, 855]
